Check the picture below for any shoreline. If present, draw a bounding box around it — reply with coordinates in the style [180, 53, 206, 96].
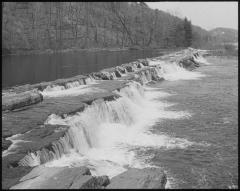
[2, 47, 183, 57]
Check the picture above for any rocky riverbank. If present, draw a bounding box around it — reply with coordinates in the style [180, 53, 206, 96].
[2, 48, 208, 189]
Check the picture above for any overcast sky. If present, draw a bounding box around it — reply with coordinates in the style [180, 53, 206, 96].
[146, 2, 238, 30]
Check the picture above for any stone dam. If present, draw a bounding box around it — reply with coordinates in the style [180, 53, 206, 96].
[2, 48, 210, 189]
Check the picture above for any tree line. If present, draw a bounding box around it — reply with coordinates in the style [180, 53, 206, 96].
[2, 2, 216, 54]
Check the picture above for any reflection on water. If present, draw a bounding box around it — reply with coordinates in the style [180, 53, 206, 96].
[2, 49, 162, 88]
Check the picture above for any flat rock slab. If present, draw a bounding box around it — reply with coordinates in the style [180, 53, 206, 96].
[2, 75, 91, 112]
[2, 99, 85, 137]
[2, 80, 127, 138]
[107, 168, 167, 189]
[11, 166, 110, 189]
[2, 90, 43, 111]
[2, 75, 90, 94]
[2, 124, 69, 189]
[3, 124, 69, 156]
[2, 125, 69, 167]
[2, 165, 33, 190]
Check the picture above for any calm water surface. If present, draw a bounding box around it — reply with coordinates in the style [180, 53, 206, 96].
[2, 49, 162, 88]
[146, 56, 238, 188]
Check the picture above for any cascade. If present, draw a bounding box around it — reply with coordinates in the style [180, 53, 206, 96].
[17, 57, 207, 178]
[19, 82, 146, 167]
[41, 77, 94, 93]
[193, 54, 211, 65]
[18, 79, 198, 172]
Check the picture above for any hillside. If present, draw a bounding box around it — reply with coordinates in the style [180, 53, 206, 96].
[2, 2, 219, 54]
[209, 27, 238, 43]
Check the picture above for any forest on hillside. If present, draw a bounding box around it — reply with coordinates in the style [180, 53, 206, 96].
[2, 2, 237, 54]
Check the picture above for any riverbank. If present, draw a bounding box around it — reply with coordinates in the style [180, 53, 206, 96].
[2, 48, 207, 189]
[2, 46, 183, 57]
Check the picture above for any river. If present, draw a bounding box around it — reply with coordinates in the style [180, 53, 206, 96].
[4, 52, 238, 189]
[2, 49, 163, 88]
[147, 56, 238, 188]
[41, 55, 237, 189]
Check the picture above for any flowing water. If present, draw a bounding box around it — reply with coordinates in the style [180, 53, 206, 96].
[16, 55, 238, 188]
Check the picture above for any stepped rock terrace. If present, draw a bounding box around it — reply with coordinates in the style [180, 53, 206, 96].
[2, 48, 209, 189]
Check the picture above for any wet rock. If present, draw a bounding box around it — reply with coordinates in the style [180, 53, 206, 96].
[2, 80, 128, 138]
[179, 59, 197, 70]
[10, 166, 109, 189]
[114, 70, 122, 77]
[140, 59, 149, 66]
[80, 175, 110, 189]
[107, 168, 167, 189]
[2, 124, 70, 189]
[150, 68, 163, 81]
[33, 75, 90, 91]
[124, 65, 134, 72]
[3, 75, 90, 95]
[116, 66, 126, 74]
[96, 175, 110, 187]
[2, 138, 12, 151]
[2, 90, 43, 111]
[2, 164, 33, 189]
[90, 72, 111, 80]
[137, 62, 142, 68]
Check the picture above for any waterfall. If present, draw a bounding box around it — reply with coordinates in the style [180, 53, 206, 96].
[19, 82, 146, 167]
[193, 54, 211, 65]
[40, 81, 103, 98]
[18, 80, 205, 178]
[41, 77, 94, 93]
[17, 57, 208, 178]
[147, 60, 205, 81]
[19, 132, 74, 167]
[111, 72, 117, 79]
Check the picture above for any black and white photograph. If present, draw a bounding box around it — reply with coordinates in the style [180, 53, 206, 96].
[2, 1, 238, 189]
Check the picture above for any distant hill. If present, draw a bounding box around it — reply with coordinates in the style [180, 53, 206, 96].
[209, 27, 238, 43]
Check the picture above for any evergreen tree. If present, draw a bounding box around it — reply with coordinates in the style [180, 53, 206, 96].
[183, 17, 192, 47]
[174, 21, 185, 47]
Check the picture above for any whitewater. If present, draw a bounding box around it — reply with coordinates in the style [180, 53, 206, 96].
[18, 55, 210, 188]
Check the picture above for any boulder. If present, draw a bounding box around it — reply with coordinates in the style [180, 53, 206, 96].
[125, 65, 134, 72]
[138, 59, 149, 66]
[116, 66, 126, 74]
[107, 168, 167, 189]
[80, 175, 110, 189]
[179, 59, 197, 70]
[137, 62, 142, 68]
[90, 72, 111, 80]
[114, 70, 122, 77]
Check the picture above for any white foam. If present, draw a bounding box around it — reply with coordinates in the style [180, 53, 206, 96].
[34, 82, 200, 178]
[194, 55, 211, 65]
[41, 84, 105, 98]
[2, 134, 31, 157]
[148, 60, 166, 66]
[147, 58, 206, 81]
[160, 62, 205, 81]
